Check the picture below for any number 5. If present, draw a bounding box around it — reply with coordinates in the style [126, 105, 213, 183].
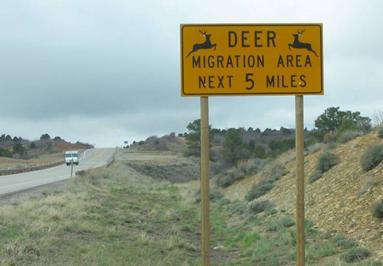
[245, 73, 255, 90]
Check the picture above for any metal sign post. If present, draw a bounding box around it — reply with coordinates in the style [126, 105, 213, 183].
[70, 161, 74, 177]
[200, 96, 210, 266]
[295, 95, 305, 265]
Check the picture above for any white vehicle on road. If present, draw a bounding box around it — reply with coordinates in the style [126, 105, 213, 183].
[0, 148, 115, 195]
[64, 150, 79, 166]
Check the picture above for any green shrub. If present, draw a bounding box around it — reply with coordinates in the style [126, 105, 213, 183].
[308, 171, 323, 184]
[372, 200, 383, 219]
[194, 189, 224, 203]
[264, 205, 277, 215]
[378, 127, 383, 139]
[316, 151, 338, 173]
[217, 197, 230, 206]
[280, 217, 295, 228]
[237, 158, 267, 176]
[334, 234, 357, 249]
[245, 180, 274, 201]
[269, 138, 295, 154]
[210, 189, 224, 202]
[228, 201, 248, 215]
[336, 130, 362, 143]
[304, 219, 318, 235]
[216, 175, 234, 188]
[306, 143, 322, 155]
[360, 144, 383, 171]
[245, 163, 288, 200]
[253, 145, 267, 159]
[340, 248, 370, 263]
[210, 160, 225, 175]
[248, 200, 275, 215]
[267, 216, 295, 231]
[0, 147, 12, 158]
[75, 170, 86, 176]
[261, 162, 288, 182]
[12, 142, 26, 156]
[266, 220, 280, 232]
[126, 161, 199, 183]
[221, 128, 249, 166]
[315, 107, 371, 140]
[327, 142, 338, 150]
[307, 242, 338, 259]
[217, 167, 245, 188]
[29, 142, 37, 149]
[323, 132, 336, 143]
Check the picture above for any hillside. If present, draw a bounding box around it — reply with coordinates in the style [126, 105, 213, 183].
[223, 131, 383, 260]
[0, 135, 93, 172]
[2, 127, 380, 263]
[3, 150, 382, 265]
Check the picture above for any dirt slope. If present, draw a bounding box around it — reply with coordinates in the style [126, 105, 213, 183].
[223, 132, 383, 259]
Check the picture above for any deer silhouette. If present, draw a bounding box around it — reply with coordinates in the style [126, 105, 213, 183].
[288, 30, 318, 57]
[186, 30, 216, 58]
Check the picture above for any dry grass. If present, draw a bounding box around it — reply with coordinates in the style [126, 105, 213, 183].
[0, 159, 202, 265]
[222, 131, 383, 262]
[1, 149, 382, 265]
[0, 152, 63, 170]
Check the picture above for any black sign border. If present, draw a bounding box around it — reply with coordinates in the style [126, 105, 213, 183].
[180, 23, 323, 96]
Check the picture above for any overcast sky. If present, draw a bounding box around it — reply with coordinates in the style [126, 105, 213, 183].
[0, 0, 382, 147]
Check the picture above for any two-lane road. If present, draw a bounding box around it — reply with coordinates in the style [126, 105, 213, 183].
[0, 148, 115, 195]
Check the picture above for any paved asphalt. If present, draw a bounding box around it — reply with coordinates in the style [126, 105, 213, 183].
[0, 148, 115, 195]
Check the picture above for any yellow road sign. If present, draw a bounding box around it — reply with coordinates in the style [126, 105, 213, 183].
[180, 24, 323, 96]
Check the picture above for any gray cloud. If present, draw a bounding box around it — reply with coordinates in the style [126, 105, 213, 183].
[0, 0, 382, 146]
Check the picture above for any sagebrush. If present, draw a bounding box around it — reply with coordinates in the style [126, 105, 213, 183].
[245, 179, 274, 201]
[378, 127, 383, 139]
[372, 200, 383, 219]
[340, 248, 370, 263]
[317, 151, 338, 173]
[360, 144, 383, 171]
[248, 200, 275, 215]
[309, 151, 338, 183]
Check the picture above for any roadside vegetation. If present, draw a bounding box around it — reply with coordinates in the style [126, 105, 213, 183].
[2, 106, 382, 264]
[372, 200, 383, 219]
[309, 151, 339, 183]
[360, 144, 383, 171]
[0, 161, 203, 265]
[130, 107, 374, 189]
[208, 199, 380, 265]
[378, 127, 383, 139]
[245, 163, 288, 201]
[129, 106, 383, 227]
[1, 151, 381, 265]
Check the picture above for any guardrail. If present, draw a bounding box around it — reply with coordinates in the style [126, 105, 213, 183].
[0, 160, 64, 176]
